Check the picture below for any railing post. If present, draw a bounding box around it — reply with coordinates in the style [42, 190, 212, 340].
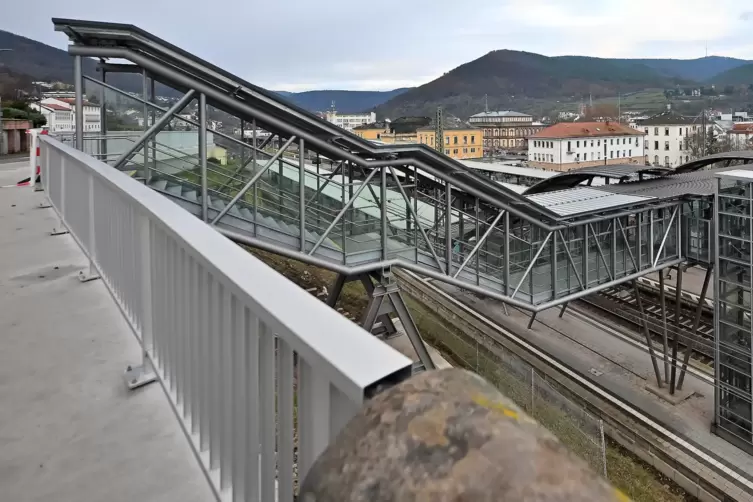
[124, 211, 157, 390]
[79, 173, 100, 282]
[51, 155, 69, 236]
[74, 55, 84, 151]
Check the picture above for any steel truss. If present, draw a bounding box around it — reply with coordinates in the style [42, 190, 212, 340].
[55, 19, 714, 378]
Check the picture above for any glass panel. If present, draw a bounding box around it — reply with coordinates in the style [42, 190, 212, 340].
[719, 258, 751, 287]
[719, 321, 752, 354]
[720, 195, 751, 216]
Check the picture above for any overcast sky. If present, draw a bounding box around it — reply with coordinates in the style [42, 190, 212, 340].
[2, 0, 753, 92]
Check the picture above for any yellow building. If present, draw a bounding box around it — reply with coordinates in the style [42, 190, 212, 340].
[353, 122, 390, 141]
[416, 127, 483, 160]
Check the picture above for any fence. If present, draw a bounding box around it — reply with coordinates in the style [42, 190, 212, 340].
[39, 135, 413, 501]
[404, 289, 608, 477]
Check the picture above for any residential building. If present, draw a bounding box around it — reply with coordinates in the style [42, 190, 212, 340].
[324, 110, 376, 132]
[634, 110, 699, 167]
[352, 121, 391, 141]
[528, 121, 646, 172]
[468, 111, 544, 154]
[416, 124, 483, 160]
[30, 97, 101, 133]
[353, 117, 430, 145]
[728, 123, 753, 150]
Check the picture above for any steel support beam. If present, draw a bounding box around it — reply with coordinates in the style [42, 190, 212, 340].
[142, 69, 150, 181]
[389, 166, 444, 273]
[634, 280, 664, 388]
[454, 211, 504, 279]
[74, 55, 84, 150]
[306, 161, 342, 206]
[299, 138, 306, 252]
[557, 230, 584, 290]
[659, 272, 669, 383]
[199, 93, 208, 221]
[588, 223, 614, 281]
[113, 90, 196, 169]
[677, 266, 712, 390]
[653, 206, 679, 268]
[99, 69, 107, 160]
[511, 232, 552, 299]
[445, 183, 452, 274]
[669, 266, 683, 394]
[309, 168, 379, 256]
[215, 133, 277, 194]
[210, 136, 296, 225]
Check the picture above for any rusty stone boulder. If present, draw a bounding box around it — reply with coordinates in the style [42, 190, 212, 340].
[301, 368, 628, 502]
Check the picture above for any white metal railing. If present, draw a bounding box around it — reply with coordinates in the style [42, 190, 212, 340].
[39, 136, 412, 501]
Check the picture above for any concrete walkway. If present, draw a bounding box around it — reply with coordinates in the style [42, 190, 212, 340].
[0, 161, 213, 502]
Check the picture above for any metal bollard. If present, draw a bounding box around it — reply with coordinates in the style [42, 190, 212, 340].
[301, 368, 629, 502]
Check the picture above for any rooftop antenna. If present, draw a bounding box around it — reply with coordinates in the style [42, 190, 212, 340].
[330, 100, 336, 114]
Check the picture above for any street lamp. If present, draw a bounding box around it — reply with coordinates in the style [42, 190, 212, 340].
[0, 49, 13, 156]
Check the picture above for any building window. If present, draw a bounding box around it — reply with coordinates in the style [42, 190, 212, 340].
[644, 140, 648, 149]
[463, 148, 468, 153]
[623, 150, 626, 157]
[598, 152, 601, 159]
[610, 151, 614, 158]
[686, 155, 689, 162]
[665, 127, 670, 136]
[654, 127, 659, 135]
[654, 155, 659, 165]
[679, 128, 683, 136]
[664, 156, 670, 166]
[629, 149, 632, 157]
[453, 148, 458, 154]
[567, 141, 572, 152]
[445, 149, 450, 154]
[585, 153, 589, 161]
[471, 136, 475, 144]
[664, 141, 670, 151]
[610, 139, 613, 145]
[644, 128, 649, 135]
[577, 140, 580, 148]
[654, 141, 659, 150]
[453, 137, 458, 145]
[471, 148, 475, 153]
[597, 140, 601, 146]
[576, 154, 580, 161]
[636, 138, 639, 146]
[463, 136, 468, 144]
[445, 136, 450, 144]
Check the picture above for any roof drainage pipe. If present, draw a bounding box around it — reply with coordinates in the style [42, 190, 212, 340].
[67, 45, 560, 232]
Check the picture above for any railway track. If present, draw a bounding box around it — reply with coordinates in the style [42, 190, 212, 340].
[579, 284, 715, 366]
[395, 269, 753, 502]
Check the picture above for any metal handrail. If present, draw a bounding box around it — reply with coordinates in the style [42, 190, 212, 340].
[39, 135, 411, 502]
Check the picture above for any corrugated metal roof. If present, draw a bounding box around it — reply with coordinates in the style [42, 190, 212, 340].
[716, 169, 753, 180]
[469, 111, 532, 118]
[526, 187, 653, 216]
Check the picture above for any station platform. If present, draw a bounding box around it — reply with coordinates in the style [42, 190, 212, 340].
[0, 162, 212, 502]
[432, 279, 753, 502]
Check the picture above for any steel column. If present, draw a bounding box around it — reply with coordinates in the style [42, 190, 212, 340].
[299, 138, 306, 252]
[558, 230, 584, 290]
[653, 207, 679, 267]
[659, 272, 669, 383]
[74, 55, 84, 150]
[634, 280, 664, 387]
[142, 69, 150, 181]
[669, 266, 683, 394]
[677, 266, 712, 389]
[210, 136, 296, 225]
[551, 230, 558, 300]
[99, 69, 107, 160]
[381, 166, 388, 261]
[445, 183, 452, 274]
[504, 211, 510, 295]
[199, 93, 208, 221]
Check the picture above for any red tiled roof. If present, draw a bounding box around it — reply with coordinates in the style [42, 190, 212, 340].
[729, 123, 753, 134]
[531, 121, 644, 139]
[58, 98, 98, 107]
[40, 103, 71, 111]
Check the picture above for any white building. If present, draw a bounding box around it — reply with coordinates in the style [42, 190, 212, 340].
[634, 110, 699, 168]
[30, 97, 101, 133]
[728, 124, 753, 150]
[527, 121, 646, 172]
[324, 110, 376, 132]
